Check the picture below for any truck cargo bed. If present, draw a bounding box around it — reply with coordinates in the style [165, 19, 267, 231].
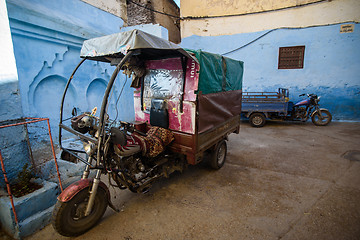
[242, 89, 290, 116]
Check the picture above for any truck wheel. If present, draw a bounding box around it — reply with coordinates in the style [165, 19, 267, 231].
[210, 140, 227, 170]
[249, 113, 266, 127]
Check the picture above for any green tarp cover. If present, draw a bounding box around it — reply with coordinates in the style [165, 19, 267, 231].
[187, 49, 244, 95]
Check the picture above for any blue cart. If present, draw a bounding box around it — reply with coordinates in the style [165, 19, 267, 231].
[242, 88, 293, 127]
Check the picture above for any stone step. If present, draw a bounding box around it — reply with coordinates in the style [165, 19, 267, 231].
[12, 180, 59, 221]
[18, 205, 54, 238]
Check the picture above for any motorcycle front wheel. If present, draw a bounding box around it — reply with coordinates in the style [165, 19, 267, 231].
[52, 187, 108, 237]
[311, 109, 332, 126]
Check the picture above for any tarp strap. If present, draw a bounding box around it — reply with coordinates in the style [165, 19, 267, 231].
[221, 56, 227, 92]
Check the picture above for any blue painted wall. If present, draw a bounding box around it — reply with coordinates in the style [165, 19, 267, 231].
[181, 23, 360, 121]
[1, 0, 172, 185]
[6, 0, 134, 137]
[1, 0, 131, 185]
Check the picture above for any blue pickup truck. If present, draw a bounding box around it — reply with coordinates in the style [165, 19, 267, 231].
[241, 88, 332, 127]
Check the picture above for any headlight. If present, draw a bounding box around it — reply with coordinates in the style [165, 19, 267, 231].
[83, 142, 95, 155]
[79, 116, 94, 128]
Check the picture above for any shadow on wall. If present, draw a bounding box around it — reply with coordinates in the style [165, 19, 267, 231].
[6, 0, 133, 142]
[86, 78, 120, 119]
[32, 75, 77, 119]
[12, 44, 135, 141]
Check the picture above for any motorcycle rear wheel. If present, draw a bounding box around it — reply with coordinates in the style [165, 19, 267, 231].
[311, 109, 332, 126]
[52, 187, 108, 237]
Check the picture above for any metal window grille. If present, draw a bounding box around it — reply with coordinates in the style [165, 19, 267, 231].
[278, 46, 305, 69]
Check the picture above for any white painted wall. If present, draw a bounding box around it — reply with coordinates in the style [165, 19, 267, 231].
[181, 0, 360, 38]
[0, 1, 18, 83]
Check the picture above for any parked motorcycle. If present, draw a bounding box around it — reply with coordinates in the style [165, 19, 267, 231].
[242, 88, 332, 127]
[52, 113, 186, 236]
[291, 93, 332, 126]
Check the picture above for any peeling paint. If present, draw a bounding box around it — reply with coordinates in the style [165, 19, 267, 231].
[181, 23, 360, 120]
[181, 0, 360, 37]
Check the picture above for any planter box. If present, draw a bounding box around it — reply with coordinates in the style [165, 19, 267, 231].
[0, 180, 59, 239]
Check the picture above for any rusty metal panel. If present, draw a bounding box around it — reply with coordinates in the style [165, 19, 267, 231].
[169, 131, 197, 164]
[169, 115, 240, 165]
[197, 116, 240, 154]
[278, 46, 305, 69]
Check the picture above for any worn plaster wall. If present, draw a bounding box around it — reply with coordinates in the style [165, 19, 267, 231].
[152, 0, 180, 43]
[81, 0, 127, 21]
[0, 0, 29, 186]
[1, 0, 172, 184]
[0, 0, 21, 121]
[80, 0, 180, 42]
[181, 23, 360, 120]
[181, 0, 360, 38]
[180, 0, 360, 120]
[1, 0, 129, 185]
[6, 0, 132, 138]
[126, 0, 180, 43]
[127, 0, 155, 26]
[182, 0, 323, 18]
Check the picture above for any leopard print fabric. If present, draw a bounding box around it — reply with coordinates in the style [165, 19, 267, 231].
[132, 126, 174, 158]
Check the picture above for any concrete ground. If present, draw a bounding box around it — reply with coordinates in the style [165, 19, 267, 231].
[22, 121, 360, 240]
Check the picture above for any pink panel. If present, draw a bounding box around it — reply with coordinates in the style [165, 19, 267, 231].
[146, 58, 182, 70]
[135, 97, 195, 134]
[183, 58, 200, 101]
[134, 57, 199, 134]
[134, 96, 150, 123]
[145, 57, 199, 101]
[168, 100, 196, 134]
[134, 89, 141, 97]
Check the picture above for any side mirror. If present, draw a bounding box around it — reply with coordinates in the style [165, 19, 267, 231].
[110, 127, 127, 146]
[72, 107, 78, 116]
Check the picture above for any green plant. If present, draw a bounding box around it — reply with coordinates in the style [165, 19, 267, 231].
[10, 163, 41, 198]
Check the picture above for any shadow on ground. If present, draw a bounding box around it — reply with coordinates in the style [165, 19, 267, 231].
[20, 122, 360, 240]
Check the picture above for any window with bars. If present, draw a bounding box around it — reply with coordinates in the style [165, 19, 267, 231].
[278, 46, 305, 69]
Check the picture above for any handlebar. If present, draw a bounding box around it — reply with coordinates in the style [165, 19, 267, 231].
[119, 121, 146, 136]
[299, 93, 318, 99]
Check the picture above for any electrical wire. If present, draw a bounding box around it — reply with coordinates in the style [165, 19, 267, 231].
[182, 0, 328, 20]
[127, 0, 180, 19]
[126, 0, 329, 23]
[111, 76, 128, 126]
[222, 29, 276, 55]
[221, 21, 357, 55]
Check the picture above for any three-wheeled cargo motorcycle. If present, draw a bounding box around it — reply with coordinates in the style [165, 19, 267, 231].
[242, 88, 332, 127]
[52, 30, 244, 236]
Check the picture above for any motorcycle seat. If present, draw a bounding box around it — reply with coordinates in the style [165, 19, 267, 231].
[132, 126, 174, 158]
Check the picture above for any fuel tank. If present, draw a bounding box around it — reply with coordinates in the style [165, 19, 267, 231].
[294, 98, 310, 107]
